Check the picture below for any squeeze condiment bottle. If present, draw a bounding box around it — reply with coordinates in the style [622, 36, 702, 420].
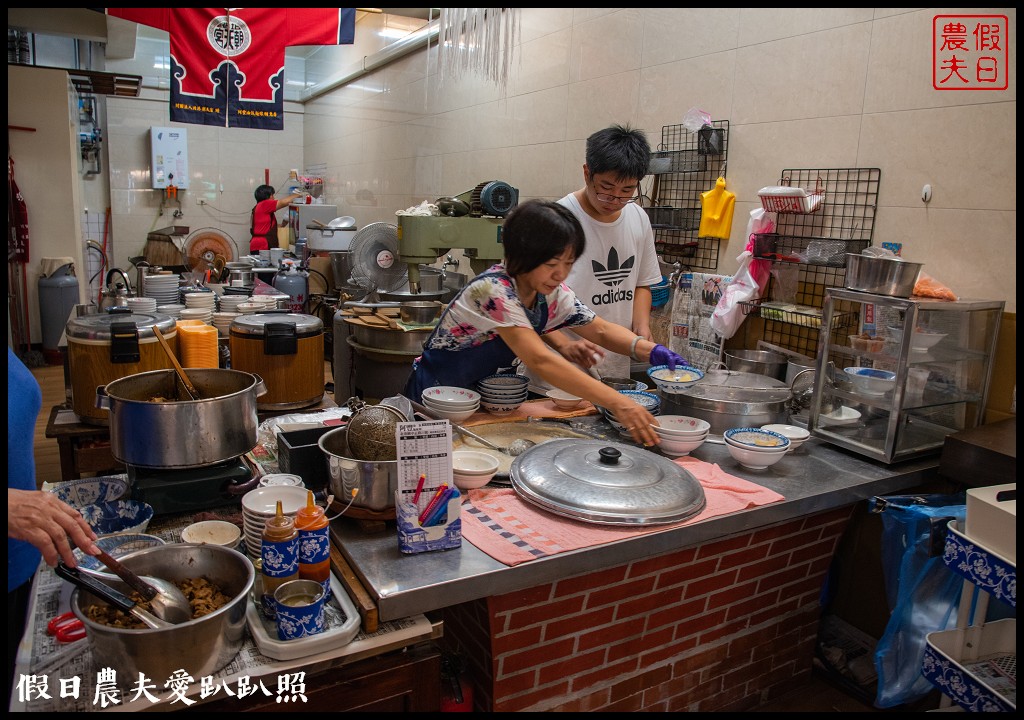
[261, 500, 299, 618]
[295, 490, 331, 600]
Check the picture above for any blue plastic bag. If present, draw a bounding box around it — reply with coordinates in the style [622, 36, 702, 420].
[868, 494, 965, 708]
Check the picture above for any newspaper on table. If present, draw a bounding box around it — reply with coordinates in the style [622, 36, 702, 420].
[11, 509, 432, 712]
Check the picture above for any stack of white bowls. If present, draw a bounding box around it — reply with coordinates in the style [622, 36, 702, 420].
[598, 390, 661, 435]
[652, 415, 711, 457]
[218, 295, 250, 313]
[476, 374, 529, 415]
[182, 290, 216, 324]
[126, 296, 157, 314]
[422, 386, 481, 422]
[212, 311, 240, 338]
[240, 485, 308, 557]
[723, 427, 791, 470]
[143, 273, 182, 306]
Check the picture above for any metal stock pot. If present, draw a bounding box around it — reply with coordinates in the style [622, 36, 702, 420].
[658, 370, 791, 436]
[96, 368, 266, 469]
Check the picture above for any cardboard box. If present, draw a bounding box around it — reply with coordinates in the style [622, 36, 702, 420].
[965, 483, 1016, 563]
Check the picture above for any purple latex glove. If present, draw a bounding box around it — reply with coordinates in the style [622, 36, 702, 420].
[650, 344, 687, 371]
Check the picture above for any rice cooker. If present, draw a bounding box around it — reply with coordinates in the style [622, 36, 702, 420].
[228, 312, 324, 411]
[65, 310, 179, 425]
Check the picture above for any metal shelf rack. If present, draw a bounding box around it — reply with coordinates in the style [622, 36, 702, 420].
[741, 167, 881, 358]
[645, 120, 729, 272]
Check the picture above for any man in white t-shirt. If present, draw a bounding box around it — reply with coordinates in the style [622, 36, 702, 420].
[524, 124, 664, 394]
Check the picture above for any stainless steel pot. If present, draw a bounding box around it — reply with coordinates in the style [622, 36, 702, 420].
[400, 300, 441, 325]
[96, 368, 266, 469]
[70, 544, 253, 682]
[658, 370, 791, 435]
[724, 349, 787, 380]
[844, 253, 923, 297]
[319, 426, 397, 511]
[345, 317, 432, 353]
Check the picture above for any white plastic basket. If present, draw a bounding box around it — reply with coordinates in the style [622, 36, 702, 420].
[757, 177, 824, 214]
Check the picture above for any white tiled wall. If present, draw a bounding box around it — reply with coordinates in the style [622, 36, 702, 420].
[39, 8, 1024, 317]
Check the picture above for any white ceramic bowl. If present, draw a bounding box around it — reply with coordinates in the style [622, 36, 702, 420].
[477, 374, 529, 390]
[647, 365, 705, 394]
[724, 427, 791, 451]
[657, 434, 707, 458]
[887, 326, 946, 352]
[422, 386, 482, 407]
[844, 366, 896, 396]
[423, 396, 481, 414]
[727, 442, 789, 470]
[652, 415, 711, 437]
[478, 386, 531, 400]
[760, 424, 810, 452]
[425, 404, 480, 422]
[546, 389, 583, 410]
[480, 399, 524, 415]
[181, 520, 243, 549]
[241, 485, 308, 516]
[451, 450, 500, 491]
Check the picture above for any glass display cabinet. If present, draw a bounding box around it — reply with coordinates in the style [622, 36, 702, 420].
[809, 289, 1004, 463]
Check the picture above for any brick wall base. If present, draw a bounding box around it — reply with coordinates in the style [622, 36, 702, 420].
[442, 506, 854, 711]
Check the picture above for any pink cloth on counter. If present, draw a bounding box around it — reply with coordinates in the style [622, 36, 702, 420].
[461, 457, 785, 566]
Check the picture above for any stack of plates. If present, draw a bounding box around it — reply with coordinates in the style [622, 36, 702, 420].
[155, 303, 185, 319]
[143, 274, 182, 306]
[248, 295, 280, 311]
[212, 311, 240, 338]
[218, 295, 250, 313]
[179, 307, 213, 324]
[240, 485, 309, 558]
[126, 296, 157, 314]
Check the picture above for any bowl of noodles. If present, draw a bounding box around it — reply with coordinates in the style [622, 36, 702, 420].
[69, 543, 254, 681]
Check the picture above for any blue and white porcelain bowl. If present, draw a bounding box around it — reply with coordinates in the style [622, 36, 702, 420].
[72, 533, 166, 572]
[647, 365, 705, 394]
[49, 476, 130, 509]
[724, 427, 790, 452]
[78, 500, 155, 536]
[844, 366, 896, 396]
[477, 374, 529, 391]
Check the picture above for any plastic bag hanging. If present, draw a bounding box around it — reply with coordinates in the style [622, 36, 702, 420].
[698, 176, 735, 240]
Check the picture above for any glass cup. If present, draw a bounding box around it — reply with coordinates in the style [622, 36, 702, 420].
[274, 579, 327, 640]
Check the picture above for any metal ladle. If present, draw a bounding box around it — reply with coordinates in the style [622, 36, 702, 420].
[451, 422, 536, 457]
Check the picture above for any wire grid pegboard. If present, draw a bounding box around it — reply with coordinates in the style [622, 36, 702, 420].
[645, 120, 729, 272]
[767, 167, 880, 245]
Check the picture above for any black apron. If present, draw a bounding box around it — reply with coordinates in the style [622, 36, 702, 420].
[404, 273, 549, 401]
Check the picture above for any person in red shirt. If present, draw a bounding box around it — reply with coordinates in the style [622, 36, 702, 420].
[250, 185, 302, 253]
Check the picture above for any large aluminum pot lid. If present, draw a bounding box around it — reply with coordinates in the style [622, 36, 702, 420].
[675, 370, 791, 402]
[66, 312, 176, 340]
[509, 439, 706, 526]
[229, 312, 323, 335]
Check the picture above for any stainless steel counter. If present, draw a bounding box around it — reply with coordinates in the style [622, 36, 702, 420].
[330, 421, 938, 621]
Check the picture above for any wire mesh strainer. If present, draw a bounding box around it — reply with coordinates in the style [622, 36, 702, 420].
[344, 398, 406, 461]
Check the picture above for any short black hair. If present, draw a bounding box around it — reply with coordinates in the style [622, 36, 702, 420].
[255, 185, 275, 202]
[502, 200, 586, 277]
[585, 124, 651, 182]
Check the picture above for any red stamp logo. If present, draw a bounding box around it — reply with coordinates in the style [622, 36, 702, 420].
[933, 15, 1009, 90]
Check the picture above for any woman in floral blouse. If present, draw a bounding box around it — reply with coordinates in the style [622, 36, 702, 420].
[404, 199, 685, 448]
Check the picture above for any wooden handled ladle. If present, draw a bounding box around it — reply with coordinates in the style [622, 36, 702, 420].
[152, 325, 200, 400]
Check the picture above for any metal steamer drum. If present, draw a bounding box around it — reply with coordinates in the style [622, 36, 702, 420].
[228, 313, 324, 411]
[65, 311, 179, 425]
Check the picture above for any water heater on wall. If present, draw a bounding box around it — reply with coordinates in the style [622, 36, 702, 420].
[150, 127, 189, 189]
